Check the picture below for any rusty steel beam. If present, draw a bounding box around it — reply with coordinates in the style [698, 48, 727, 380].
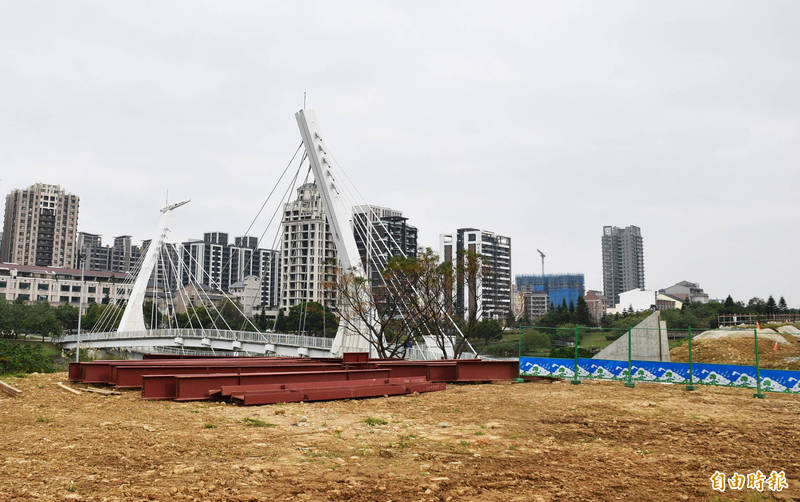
[454, 360, 518, 382]
[173, 368, 393, 401]
[72, 358, 339, 384]
[142, 368, 393, 401]
[216, 375, 429, 398]
[115, 363, 341, 389]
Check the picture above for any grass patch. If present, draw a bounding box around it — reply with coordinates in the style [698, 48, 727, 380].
[364, 417, 388, 426]
[243, 418, 277, 428]
[395, 434, 416, 449]
[203, 423, 217, 429]
[474, 430, 484, 436]
[36, 416, 54, 423]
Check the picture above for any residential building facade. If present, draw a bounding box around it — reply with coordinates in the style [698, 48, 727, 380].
[0, 262, 130, 313]
[1, 183, 80, 268]
[602, 225, 645, 306]
[584, 289, 607, 325]
[440, 228, 512, 322]
[110, 235, 141, 274]
[524, 292, 549, 319]
[179, 232, 279, 309]
[280, 183, 338, 312]
[352, 205, 418, 300]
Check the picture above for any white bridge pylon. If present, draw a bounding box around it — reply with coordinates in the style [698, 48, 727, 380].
[116, 200, 189, 333]
[295, 109, 373, 356]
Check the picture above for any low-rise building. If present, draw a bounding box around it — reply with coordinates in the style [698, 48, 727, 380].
[658, 281, 709, 304]
[656, 293, 684, 311]
[584, 290, 607, 325]
[609, 288, 655, 314]
[524, 292, 549, 319]
[0, 262, 130, 313]
[229, 275, 262, 316]
[173, 283, 226, 315]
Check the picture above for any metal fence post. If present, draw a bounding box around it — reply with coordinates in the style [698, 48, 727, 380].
[571, 325, 580, 385]
[685, 326, 696, 391]
[514, 326, 524, 383]
[753, 327, 765, 399]
[624, 326, 635, 388]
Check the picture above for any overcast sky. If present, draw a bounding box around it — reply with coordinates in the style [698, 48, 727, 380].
[1, 1, 798, 305]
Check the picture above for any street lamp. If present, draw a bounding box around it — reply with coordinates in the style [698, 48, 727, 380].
[76, 253, 85, 363]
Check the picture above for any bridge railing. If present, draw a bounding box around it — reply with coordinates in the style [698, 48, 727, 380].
[54, 329, 334, 350]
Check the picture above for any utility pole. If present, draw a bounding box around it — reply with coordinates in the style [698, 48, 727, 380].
[76, 253, 85, 362]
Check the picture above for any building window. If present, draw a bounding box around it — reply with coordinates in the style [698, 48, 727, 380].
[60, 296, 69, 302]
[18, 294, 30, 301]
[61, 284, 70, 292]
[72, 285, 81, 292]
[38, 283, 49, 290]
[37, 295, 48, 301]
[88, 286, 96, 293]
[102, 288, 110, 294]
[0, 281, 6, 289]
[71, 297, 80, 303]
[19, 283, 30, 290]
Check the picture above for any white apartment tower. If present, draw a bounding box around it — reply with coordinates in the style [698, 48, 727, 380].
[280, 183, 338, 312]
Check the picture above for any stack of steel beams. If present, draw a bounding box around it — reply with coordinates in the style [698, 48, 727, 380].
[68, 353, 517, 405]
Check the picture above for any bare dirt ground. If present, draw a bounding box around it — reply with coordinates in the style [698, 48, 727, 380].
[2, 372, 799, 502]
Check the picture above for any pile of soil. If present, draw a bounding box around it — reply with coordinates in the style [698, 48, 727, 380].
[671, 330, 800, 370]
[1, 372, 799, 501]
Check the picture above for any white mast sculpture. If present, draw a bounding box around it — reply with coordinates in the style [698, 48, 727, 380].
[117, 200, 189, 332]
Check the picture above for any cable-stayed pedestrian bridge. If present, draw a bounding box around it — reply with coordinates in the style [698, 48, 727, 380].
[57, 329, 440, 359]
[55, 107, 474, 361]
[57, 329, 334, 357]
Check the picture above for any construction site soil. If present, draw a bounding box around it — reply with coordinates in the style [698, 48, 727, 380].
[2, 372, 799, 501]
[671, 332, 800, 370]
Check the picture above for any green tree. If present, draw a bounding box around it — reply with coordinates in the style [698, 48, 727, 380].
[24, 301, 61, 336]
[281, 301, 338, 337]
[778, 296, 788, 311]
[575, 295, 591, 325]
[747, 297, 766, 314]
[55, 304, 79, 331]
[766, 295, 777, 314]
[472, 319, 503, 348]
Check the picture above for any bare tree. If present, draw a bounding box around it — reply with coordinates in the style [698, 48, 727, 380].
[333, 266, 414, 358]
[334, 248, 474, 359]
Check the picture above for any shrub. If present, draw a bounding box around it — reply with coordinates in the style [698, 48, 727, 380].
[0, 340, 56, 374]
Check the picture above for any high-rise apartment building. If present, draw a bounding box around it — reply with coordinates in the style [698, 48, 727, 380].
[76, 231, 112, 271]
[601, 225, 645, 305]
[440, 229, 512, 322]
[1, 183, 80, 268]
[110, 235, 141, 274]
[280, 183, 338, 312]
[179, 232, 279, 309]
[352, 205, 417, 293]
